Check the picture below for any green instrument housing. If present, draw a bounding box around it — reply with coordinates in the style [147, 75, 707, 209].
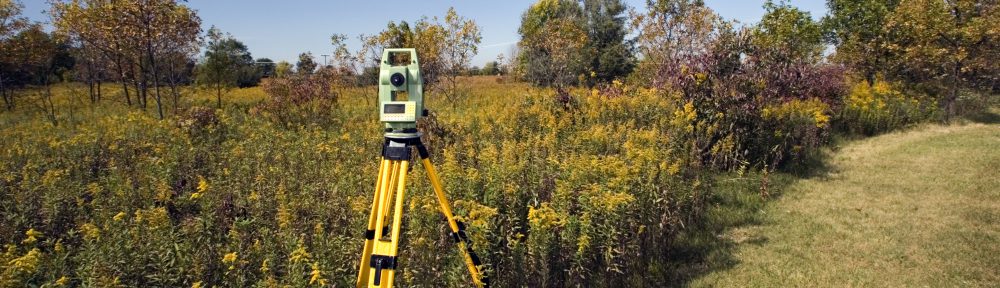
[378, 48, 424, 133]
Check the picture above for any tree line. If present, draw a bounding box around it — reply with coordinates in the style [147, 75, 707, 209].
[513, 0, 997, 120]
[1, 0, 997, 122]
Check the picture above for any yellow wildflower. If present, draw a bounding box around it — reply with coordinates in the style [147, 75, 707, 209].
[260, 259, 270, 274]
[667, 162, 682, 175]
[56, 276, 70, 286]
[191, 281, 202, 288]
[113, 211, 126, 221]
[289, 243, 311, 264]
[191, 175, 208, 200]
[223, 252, 237, 270]
[87, 182, 101, 195]
[8, 248, 41, 273]
[22, 228, 43, 245]
[309, 261, 326, 285]
[812, 110, 830, 128]
[222, 252, 237, 264]
[527, 203, 563, 229]
[277, 206, 291, 230]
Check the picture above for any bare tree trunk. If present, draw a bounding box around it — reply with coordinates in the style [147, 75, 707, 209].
[137, 62, 148, 110]
[97, 81, 102, 102]
[166, 60, 180, 114]
[42, 73, 57, 126]
[170, 83, 179, 114]
[2, 89, 10, 111]
[147, 44, 163, 119]
[216, 84, 222, 108]
[947, 61, 960, 122]
[0, 72, 10, 111]
[116, 59, 132, 106]
[2, 88, 10, 111]
[46, 86, 56, 126]
[89, 81, 96, 103]
[135, 79, 144, 109]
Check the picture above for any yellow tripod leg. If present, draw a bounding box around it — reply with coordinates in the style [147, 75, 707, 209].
[369, 160, 409, 287]
[422, 158, 488, 288]
[356, 159, 390, 288]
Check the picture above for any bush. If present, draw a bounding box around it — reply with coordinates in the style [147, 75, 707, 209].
[837, 80, 936, 135]
[253, 73, 338, 128]
[760, 98, 831, 165]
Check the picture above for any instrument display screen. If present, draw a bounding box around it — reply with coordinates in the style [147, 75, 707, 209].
[384, 104, 406, 114]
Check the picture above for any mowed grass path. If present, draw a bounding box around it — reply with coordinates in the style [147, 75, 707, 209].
[693, 122, 1000, 287]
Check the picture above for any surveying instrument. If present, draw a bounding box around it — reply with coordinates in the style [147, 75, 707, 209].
[355, 49, 488, 288]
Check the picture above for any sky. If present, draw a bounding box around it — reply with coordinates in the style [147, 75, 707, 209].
[18, 0, 828, 67]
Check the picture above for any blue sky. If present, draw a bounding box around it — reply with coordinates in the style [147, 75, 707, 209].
[19, 0, 827, 66]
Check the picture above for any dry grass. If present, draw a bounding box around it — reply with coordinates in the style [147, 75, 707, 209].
[691, 121, 1000, 287]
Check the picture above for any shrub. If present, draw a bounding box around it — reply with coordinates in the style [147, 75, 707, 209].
[254, 73, 337, 128]
[760, 98, 831, 165]
[838, 80, 936, 135]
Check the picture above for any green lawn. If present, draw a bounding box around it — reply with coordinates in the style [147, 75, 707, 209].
[691, 121, 1000, 287]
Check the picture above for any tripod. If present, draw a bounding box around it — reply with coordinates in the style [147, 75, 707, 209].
[355, 132, 488, 288]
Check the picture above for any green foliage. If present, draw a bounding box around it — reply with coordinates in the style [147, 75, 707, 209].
[837, 79, 936, 135]
[255, 58, 275, 79]
[359, 7, 481, 98]
[582, 0, 634, 85]
[884, 0, 999, 119]
[822, 0, 899, 83]
[196, 27, 256, 107]
[517, 0, 639, 87]
[755, 0, 824, 62]
[760, 98, 831, 164]
[517, 0, 588, 87]
[295, 52, 317, 75]
[481, 61, 500, 75]
[274, 61, 292, 78]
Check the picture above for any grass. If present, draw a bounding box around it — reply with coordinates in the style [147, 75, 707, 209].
[688, 119, 1000, 287]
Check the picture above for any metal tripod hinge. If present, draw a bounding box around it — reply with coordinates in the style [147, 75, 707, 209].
[355, 133, 489, 288]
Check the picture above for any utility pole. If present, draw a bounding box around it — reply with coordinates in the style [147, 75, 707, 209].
[321, 54, 330, 67]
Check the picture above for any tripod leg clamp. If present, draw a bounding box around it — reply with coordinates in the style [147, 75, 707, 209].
[370, 254, 398, 286]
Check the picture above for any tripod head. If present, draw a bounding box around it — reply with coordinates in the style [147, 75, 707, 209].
[379, 48, 425, 137]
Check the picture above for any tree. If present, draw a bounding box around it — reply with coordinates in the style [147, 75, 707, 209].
[50, 0, 201, 117]
[6, 25, 68, 123]
[582, 0, 634, 85]
[517, 0, 588, 89]
[440, 7, 482, 104]
[161, 51, 195, 113]
[50, 0, 137, 106]
[274, 61, 292, 78]
[822, 0, 900, 84]
[632, 0, 722, 89]
[0, 0, 29, 110]
[482, 61, 500, 75]
[256, 57, 275, 78]
[755, 1, 824, 63]
[72, 39, 109, 103]
[885, 0, 999, 120]
[127, 0, 200, 118]
[296, 52, 317, 75]
[197, 26, 252, 108]
[361, 13, 459, 93]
